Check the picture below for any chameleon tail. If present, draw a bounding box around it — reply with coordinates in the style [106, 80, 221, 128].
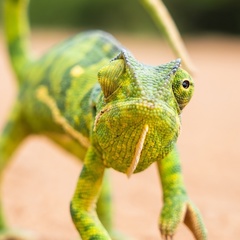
[3, 0, 31, 83]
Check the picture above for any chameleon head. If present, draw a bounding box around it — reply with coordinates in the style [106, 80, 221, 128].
[93, 50, 194, 175]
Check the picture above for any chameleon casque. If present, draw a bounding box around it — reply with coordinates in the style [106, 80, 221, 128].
[0, 0, 207, 239]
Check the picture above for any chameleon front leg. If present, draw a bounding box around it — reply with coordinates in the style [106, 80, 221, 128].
[157, 145, 207, 240]
[70, 146, 111, 240]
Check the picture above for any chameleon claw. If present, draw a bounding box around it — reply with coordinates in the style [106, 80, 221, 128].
[160, 233, 172, 240]
[166, 234, 169, 240]
[168, 235, 173, 240]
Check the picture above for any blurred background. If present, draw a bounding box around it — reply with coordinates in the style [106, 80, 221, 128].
[0, 0, 240, 240]
[1, 0, 240, 34]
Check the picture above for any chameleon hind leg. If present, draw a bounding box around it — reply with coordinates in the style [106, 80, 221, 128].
[0, 103, 32, 239]
[97, 171, 127, 240]
[96, 171, 112, 230]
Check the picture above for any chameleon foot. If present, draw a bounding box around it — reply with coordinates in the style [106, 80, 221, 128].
[159, 196, 207, 240]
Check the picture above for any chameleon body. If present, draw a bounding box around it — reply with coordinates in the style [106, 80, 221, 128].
[0, 0, 207, 239]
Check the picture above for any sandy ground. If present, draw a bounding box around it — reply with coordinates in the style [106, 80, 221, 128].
[1, 30, 240, 240]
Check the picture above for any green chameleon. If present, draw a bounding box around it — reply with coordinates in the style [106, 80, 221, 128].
[1, 0, 207, 239]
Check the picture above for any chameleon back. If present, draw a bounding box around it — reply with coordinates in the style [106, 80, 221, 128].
[19, 31, 122, 137]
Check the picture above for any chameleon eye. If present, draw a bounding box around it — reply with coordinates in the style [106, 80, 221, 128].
[172, 70, 194, 110]
[98, 59, 124, 98]
[182, 80, 190, 89]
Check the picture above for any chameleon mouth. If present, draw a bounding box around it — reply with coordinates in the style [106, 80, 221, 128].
[93, 99, 178, 132]
[93, 107, 111, 132]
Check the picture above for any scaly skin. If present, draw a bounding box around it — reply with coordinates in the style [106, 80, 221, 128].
[1, 0, 207, 239]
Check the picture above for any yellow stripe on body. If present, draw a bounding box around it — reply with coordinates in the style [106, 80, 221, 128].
[36, 86, 90, 148]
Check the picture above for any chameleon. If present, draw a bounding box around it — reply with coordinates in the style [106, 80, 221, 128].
[0, 0, 208, 239]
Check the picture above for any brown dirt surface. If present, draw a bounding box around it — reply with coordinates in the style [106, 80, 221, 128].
[1, 30, 240, 240]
